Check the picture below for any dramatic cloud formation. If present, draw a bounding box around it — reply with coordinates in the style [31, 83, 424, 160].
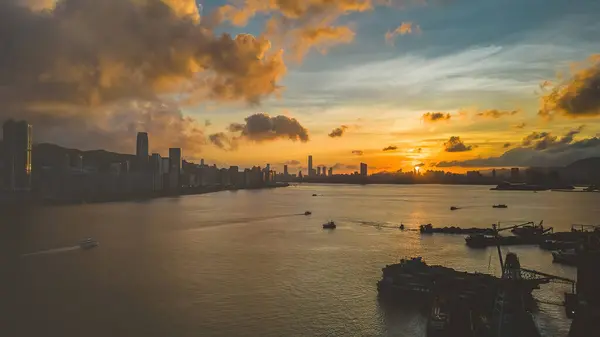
[385, 22, 420, 45]
[346, 164, 359, 170]
[383, 145, 398, 151]
[328, 125, 349, 138]
[475, 109, 519, 119]
[436, 127, 598, 168]
[351, 150, 364, 156]
[228, 113, 309, 142]
[415, 163, 425, 167]
[521, 126, 584, 151]
[0, 0, 286, 154]
[422, 112, 451, 123]
[210, 113, 309, 150]
[284, 160, 301, 166]
[443, 136, 472, 152]
[539, 54, 600, 118]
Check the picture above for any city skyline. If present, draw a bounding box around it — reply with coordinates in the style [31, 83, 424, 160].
[0, 0, 599, 174]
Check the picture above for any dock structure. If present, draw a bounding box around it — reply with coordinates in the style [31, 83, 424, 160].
[567, 231, 600, 337]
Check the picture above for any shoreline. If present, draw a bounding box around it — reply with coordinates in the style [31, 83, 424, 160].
[0, 183, 290, 208]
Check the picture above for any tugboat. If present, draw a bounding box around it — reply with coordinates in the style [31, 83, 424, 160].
[450, 206, 459, 211]
[312, 194, 318, 197]
[493, 204, 508, 208]
[304, 211, 312, 215]
[79, 238, 99, 250]
[399, 224, 405, 230]
[322, 221, 336, 229]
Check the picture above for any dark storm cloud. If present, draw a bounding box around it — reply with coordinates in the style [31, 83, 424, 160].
[351, 150, 363, 156]
[382, 145, 398, 151]
[443, 136, 472, 152]
[328, 125, 348, 138]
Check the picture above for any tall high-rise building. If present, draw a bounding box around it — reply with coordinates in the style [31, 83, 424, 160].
[168, 148, 181, 191]
[360, 163, 368, 176]
[2, 120, 32, 191]
[283, 165, 288, 176]
[510, 168, 520, 182]
[200, 159, 205, 167]
[317, 167, 321, 176]
[136, 132, 149, 164]
[308, 155, 313, 177]
[328, 167, 333, 176]
[150, 153, 164, 191]
[322, 166, 327, 176]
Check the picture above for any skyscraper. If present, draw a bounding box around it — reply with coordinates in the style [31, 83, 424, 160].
[360, 163, 368, 176]
[308, 155, 313, 177]
[168, 148, 181, 191]
[283, 165, 288, 176]
[2, 120, 32, 191]
[322, 166, 327, 176]
[317, 167, 321, 176]
[328, 167, 333, 176]
[136, 132, 149, 164]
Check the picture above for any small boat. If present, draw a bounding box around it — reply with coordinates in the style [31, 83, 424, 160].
[312, 194, 318, 197]
[79, 238, 99, 250]
[399, 224, 405, 230]
[492, 204, 508, 208]
[552, 249, 578, 266]
[450, 206, 459, 211]
[322, 221, 336, 229]
[304, 211, 312, 215]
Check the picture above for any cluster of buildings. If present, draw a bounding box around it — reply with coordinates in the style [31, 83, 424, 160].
[304, 155, 368, 179]
[0, 120, 282, 203]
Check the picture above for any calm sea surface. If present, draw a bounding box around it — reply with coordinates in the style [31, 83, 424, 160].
[3, 184, 599, 337]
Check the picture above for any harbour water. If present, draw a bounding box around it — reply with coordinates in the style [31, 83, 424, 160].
[3, 184, 599, 337]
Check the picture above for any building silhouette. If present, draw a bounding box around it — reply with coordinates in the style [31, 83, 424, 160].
[317, 167, 321, 176]
[2, 120, 32, 191]
[308, 155, 313, 177]
[136, 132, 149, 165]
[283, 165, 288, 177]
[360, 163, 368, 176]
[511, 168, 520, 182]
[328, 167, 333, 176]
[168, 148, 181, 191]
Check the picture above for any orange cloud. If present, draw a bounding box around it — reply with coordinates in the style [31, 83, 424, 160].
[385, 22, 420, 45]
[539, 54, 600, 118]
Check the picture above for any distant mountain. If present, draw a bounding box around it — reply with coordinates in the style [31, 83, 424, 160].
[33, 143, 136, 172]
[566, 157, 600, 170]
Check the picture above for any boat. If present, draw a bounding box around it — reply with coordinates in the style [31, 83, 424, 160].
[322, 221, 336, 229]
[450, 206, 459, 211]
[399, 224, 405, 230]
[304, 211, 312, 215]
[552, 249, 578, 266]
[492, 204, 508, 208]
[539, 239, 576, 251]
[79, 238, 98, 250]
[312, 194, 318, 197]
[511, 221, 552, 237]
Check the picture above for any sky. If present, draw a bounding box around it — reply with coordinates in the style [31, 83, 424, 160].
[2, 0, 600, 173]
